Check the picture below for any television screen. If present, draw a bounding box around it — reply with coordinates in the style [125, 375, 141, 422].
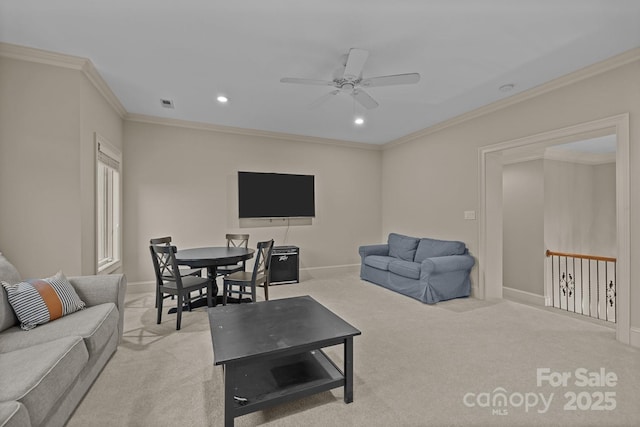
[238, 172, 315, 218]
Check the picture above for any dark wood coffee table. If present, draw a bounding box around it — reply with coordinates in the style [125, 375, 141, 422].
[207, 296, 361, 427]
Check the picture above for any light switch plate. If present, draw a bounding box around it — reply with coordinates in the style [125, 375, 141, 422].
[464, 210, 476, 220]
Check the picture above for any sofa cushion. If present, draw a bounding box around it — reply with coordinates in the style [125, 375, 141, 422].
[363, 255, 394, 271]
[414, 238, 466, 263]
[0, 303, 118, 358]
[0, 253, 21, 284]
[1, 271, 86, 331]
[0, 336, 88, 427]
[388, 260, 421, 280]
[0, 253, 21, 333]
[388, 233, 420, 261]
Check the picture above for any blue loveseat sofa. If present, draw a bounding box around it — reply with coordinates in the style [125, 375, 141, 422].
[359, 233, 475, 303]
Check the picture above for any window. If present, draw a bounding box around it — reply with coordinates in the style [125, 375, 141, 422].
[96, 134, 121, 273]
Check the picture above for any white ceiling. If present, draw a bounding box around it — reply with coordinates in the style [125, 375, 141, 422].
[1, 0, 639, 145]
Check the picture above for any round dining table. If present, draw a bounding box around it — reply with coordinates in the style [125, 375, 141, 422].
[175, 246, 255, 306]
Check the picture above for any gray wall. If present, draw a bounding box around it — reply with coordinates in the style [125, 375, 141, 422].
[544, 160, 616, 258]
[502, 158, 616, 297]
[0, 55, 123, 278]
[503, 159, 545, 295]
[123, 120, 382, 283]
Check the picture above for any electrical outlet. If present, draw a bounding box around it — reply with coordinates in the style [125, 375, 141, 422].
[464, 210, 476, 220]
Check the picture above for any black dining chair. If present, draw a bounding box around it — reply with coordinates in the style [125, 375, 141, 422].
[150, 236, 202, 308]
[216, 233, 250, 278]
[223, 239, 274, 305]
[150, 236, 202, 277]
[150, 244, 213, 330]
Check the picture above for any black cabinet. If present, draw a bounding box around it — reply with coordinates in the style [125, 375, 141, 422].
[270, 246, 299, 285]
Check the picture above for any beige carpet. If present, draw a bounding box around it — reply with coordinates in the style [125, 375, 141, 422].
[68, 272, 640, 426]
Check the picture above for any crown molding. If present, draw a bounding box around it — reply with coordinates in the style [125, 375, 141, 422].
[4, 41, 637, 150]
[384, 47, 640, 150]
[0, 42, 126, 118]
[125, 113, 382, 151]
[502, 150, 615, 166]
[0, 42, 376, 150]
[0, 42, 86, 69]
[544, 148, 616, 165]
[80, 60, 127, 117]
[501, 153, 545, 166]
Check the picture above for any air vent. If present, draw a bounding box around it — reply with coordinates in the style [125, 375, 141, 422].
[499, 84, 515, 93]
[160, 99, 174, 108]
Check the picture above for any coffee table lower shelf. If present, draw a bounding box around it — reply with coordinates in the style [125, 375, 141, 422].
[227, 349, 344, 418]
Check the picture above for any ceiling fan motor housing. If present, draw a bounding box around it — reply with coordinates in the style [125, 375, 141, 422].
[337, 79, 356, 91]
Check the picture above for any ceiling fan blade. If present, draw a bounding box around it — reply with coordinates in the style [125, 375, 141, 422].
[280, 77, 336, 86]
[360, 73, 421, 87]
[351, 89, 378, 110]
[343, 48, 369, 79]
[308, 90, 340, 109]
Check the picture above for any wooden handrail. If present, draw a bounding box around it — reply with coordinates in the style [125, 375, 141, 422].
[545, 249, 616, 263]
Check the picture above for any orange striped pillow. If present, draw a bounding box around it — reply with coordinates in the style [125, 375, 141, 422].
[1, 271, 85, 330]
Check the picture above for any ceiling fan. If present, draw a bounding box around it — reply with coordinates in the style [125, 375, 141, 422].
[280, 48, 420, 110]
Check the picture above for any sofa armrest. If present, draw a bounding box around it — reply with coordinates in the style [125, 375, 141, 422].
[0, 401, 31, 427]
[358, 244, 389, 258]
[420, 255, 475, 276]
[69, 274, 126, 341]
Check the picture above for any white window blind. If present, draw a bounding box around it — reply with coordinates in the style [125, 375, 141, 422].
[97, 145, 120, 169]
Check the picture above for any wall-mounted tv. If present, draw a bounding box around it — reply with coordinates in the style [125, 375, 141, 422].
[238, 171, 315, 218]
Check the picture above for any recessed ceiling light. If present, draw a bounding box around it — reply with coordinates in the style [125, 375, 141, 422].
[499, 84, 515, 93]
[354, 117, 364, 125]
[217, 95, 229, 104]
[160, 98, 174, 108]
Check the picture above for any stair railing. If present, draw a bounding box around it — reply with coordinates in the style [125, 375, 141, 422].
[545, 250, 616, 323]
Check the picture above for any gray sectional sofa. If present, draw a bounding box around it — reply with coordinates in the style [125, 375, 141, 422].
[0, 254, 126, 427]
[359, 233, 475, 303]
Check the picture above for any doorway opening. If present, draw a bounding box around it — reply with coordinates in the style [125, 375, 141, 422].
[478, 114, 630, 344]
[502, 134, 617, 323]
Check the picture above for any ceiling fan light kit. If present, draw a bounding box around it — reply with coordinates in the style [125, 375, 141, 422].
[280, 48, 420, 111]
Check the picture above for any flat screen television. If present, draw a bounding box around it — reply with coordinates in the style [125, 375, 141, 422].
[238, 171, 315, 218]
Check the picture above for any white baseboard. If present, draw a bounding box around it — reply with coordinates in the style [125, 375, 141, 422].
[126, 264, 360, 293]
[299, 264, 359, 280]
[471, 285, 480, 299]
[127, 280, 154, 294]
[630, 327, 640, 348]
[503, 286, 546, 307]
